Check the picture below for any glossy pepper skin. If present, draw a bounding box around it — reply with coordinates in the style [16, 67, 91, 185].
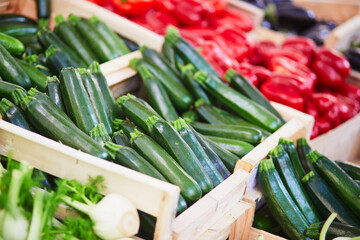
[281, 37, 316, 65]
[112, 0, 153, 17]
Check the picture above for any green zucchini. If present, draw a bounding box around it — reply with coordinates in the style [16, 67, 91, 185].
[37, 28, 86, 68]
[172, 118, 224, 187]
[16, 34, 38, 45]
[113, 119, 140, 139]
[258, 158, 309, 240]
[179, 63, 212, 104]
[140, 45, 181, 84]
[307, 151, 360, 217]
[336, 161, 360, 181]
[24, 54, 51, 76]
[191, 122, 263, 145]
[45, 46, 77, 75]
[270, 145, 321, 224]
[146, 116, 213, 194]
[161, 41, 176, 70]
[204, 135, 254, 158]
[0, 98, 32, 130]
[181, 110, 198, 123]
[138, 64, 178, 121]
[279, 138, 306, 180]
[296, 138, 314, 173]
[36, 0, 50, 27]
[68, 14, 117, 62]
[89, 16, 130, 56]
[120, 36, 138, 52]
[164, 27, 220, 78]
[78, 68, 112, 135]
[302, 171, 360, 227]
[112, 130, 131, 147]
[225, 69, 285, 124]
[15, 58, 48, 92]
[18, 94, 108, 159]
[130, 58, 193, 112]
[90, 123, 111, 146]
[0, 32, 24, 56]
[46, 76, 65, 112]
[195, 99, 233, 125]
[188, 125, 231, 178]
[89, 62, 123, 120]
[0, 80, 26, 100]
[116, 93, 161, 133]
[24, 42, 43, 56]
[0, 24, 38, 37]
[194, 71, 283, 132]
[54, 14, 99, 66]
[130, 129, 202, 204]
[0, 14, 37, 25]
[306, 221, 360, 240]
[59, 67, 100, 134]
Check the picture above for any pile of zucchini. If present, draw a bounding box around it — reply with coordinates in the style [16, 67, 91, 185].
[256, 137, 360, 240]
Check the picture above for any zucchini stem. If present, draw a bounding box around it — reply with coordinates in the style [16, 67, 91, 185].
[129, 58, 141, 69]
[164, 26, 180, 47]
[259, 158, 275, 172]
[224, 68, 237, 81]
[193, 71, 209, 85]
[145, 116, 159, 132]
[54, 14, 66, 25]
[171, 118, 188, 131]
[104, 142, 122, 159]
[138, 64, 153, 80]
[0, 98, 14, 114]
[12, 89, 28, 106]
[306, 150, 323, 164]
[302, 171, 315, 183]
[89, 62, 101, 74]
[112, 118, 124, 130]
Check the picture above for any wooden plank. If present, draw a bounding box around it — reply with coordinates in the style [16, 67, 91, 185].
[248, 228, 287, 240]
[248, 27, 287, 45]
[0, 120, 179, 240]
[229, 199, 255, 240]
[228, 0, 264, 27]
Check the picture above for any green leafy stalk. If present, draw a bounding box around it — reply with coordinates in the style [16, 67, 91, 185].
[27, 189, 45, 240]
[320, 213, 337, 240]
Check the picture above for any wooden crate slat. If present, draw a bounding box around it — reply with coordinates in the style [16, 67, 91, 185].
[228, 0, 264, 27]
[248, 228, 287, 240]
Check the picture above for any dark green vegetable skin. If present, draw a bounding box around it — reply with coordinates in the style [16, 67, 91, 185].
[19, 95, 108, 159]
[195, 71, 283, 133]
[59, 67, 99, 134]
[16, 34, 38, 45]
[225, 69, 285, 124]
[0, 98, 32, 130]
[0, 80, 26, 100]
[279, 138, 306, 180]
[161, 41, 176, 70]
[24, 42, 43, 55]
[112, 130, 131, 147]
[306, 221, 360, 240]
[130, 130, 202, 204]
[113, 119, 138, 139]
[15, 59, 48, 92]
[0, 24, 38, 37]
[0, 32, 24, 56]
[302, 171, 360, 227]
[296, 138, 314, 173]
[147, 117, 213, 195]
[173, 118, 223, 187]
[191, 122, 263, 145]
[195, 99, 233, 125]
[336, 161, 360, 181]
[205, 135, 254, 158]
[258, 158, 309, 240]
[0, 44, 31, 89]
[307, 151, 360, 217]
[46, 77, 65, 112]
[0, 14, 37, 25]
[45, 46, 77, 75]
[270, 145, 321, 225]
[36, 0, 51, 19]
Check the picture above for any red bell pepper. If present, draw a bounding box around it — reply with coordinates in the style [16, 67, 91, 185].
[233, 64, 259, 87]
[311, 93, 337, 114]
[142, 9, 178, 35]
[334, 82, 360, 103]
[311, 48, 351, 88]
[268, 73, 314, 96]
[281, 37, 316, 65]
[214, 8, 253, 32]
[111, 0, 153, 17]
[247, 41, 277, 66]
[260, 81, 304, 111]
[310, 124, 319, 139]
[239, 62, 270, 85]
[199, 0, 228, 13]
[153, 0, 175, 13]
[304, 99, 319, 120]
[325, 104, 342, 128]
[171, 0, 205, 26]
[315, 117, 332, 134]
[335, 94, 360, 121]
[264, 47, 309, 67]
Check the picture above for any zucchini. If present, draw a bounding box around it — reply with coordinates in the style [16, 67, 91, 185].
[24, 54, 51, 76]
[90, 123, 111, 146]
[296, 138, 314, 173]
[78, 68, 112, 135]
[112, 130, 131, 147]
[189, 126, 231, 178]
[120, 36, 138, 52]
[0, 24, 38, 37]
[24, 42, 43, 56]
[69, 14, 117, 62]
[15, 58, 48, 92]
[116, 93, 161, 133]
[45, 46, 77, 75]
[279, 138, 306, 180]
[138, 64, 178, 121]
[130, 129, 202, 204]
[181, 110, 198, 123]
[37, 28, 86, 68]
[302, 171, 360, 227]
[191, 121, 263, 145]
[89, 16, 130, 56]
[18, 94, 108, 159]
[161, 41, 176, 70]
[179, 63, 212, 104]
[195, 99, 233, 125]
[306, 221, 360, 240]
[336, 161, 360, 181]
[140, 45, 181, 84]
[0, 80, 26, 100]
[172, 118, 224, 187]
[0, 98, 32, 130]
[113, 119, 140, 139]
[16, 34, 38, 45]
[258, 158, 310, 239]
[59, 67, 100, 134]
[130, 58, 193, 112]
[204, 135, 254, 158]
[225, 69, 285, 123]
[164, 27, 220, 78]
[307, 151, 360, 217]
[0, 32, 24, 56]
[0, 44, 31, 89]
[270, 145, 321, 224]
[146, 116, 213, 194]
[0, 14, 37, 25]
[54, 15, 99, 66]
[46, 76, 65, 112]
[194, 71, 283, 132]
[36, 0, 51, 27]
[89, 62, 123, 120]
